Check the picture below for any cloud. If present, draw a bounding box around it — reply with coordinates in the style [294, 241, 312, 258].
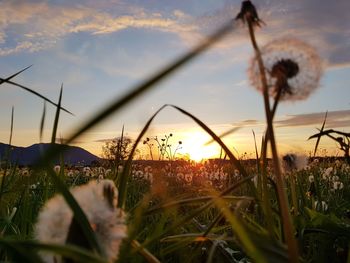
[55, 138, 86, 144]
[0, 1, 198, 56]
[275, 110, 350, 128]
[94, 138, 117, 143]
[189, 0, 350, 69]
[228, 109, 350, 131]
[232, 119, 261, 127]
[1, 0, 349, 71]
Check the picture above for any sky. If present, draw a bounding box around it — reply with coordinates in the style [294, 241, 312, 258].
[0, 0, 350, 161]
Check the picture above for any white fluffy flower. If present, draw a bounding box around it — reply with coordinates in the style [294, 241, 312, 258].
[249, 38, 323, 101]
[184, 173, 193, 183]
[282, 153, 308, 172]
[308, 175, 314, 183]
[21, 169, 30, 176]
[315, 201, 328, 212]
[54, 165, 61, 174]
[83, 166, 92, 177]
[333, 181, 344, 190]
[332, 175, 339, 182]
[34, 180, 127, 263]
[322, 167, 333, 180]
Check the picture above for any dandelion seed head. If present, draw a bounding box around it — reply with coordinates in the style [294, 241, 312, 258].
[34, 179, 127, 263]
[184, 173, 193, 183]
[322, 167, 334, 180]
[54, 165, 61, 174]
[21, 169, 30, 176]
[282, 153, 308, 172]
[308, 175, 314, 183]
[248, 37, 323, 101]
[333, 181, 344, 190]
[315, 200, 328, 212]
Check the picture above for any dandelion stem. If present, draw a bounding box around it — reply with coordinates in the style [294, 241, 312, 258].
[247, 20, 299, 262]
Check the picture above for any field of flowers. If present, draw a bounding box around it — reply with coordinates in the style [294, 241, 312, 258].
[0, 158, 349, 262]
[0, 1, 349, 262]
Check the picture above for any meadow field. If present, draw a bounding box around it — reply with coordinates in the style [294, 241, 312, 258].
[0, 157, 349, 262]
[1, 1, 350, 262]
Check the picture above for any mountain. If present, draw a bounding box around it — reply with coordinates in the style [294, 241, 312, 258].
[0, 143, 100, 166]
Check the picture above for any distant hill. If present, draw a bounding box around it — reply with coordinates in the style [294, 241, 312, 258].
[0, 143, 100, 166]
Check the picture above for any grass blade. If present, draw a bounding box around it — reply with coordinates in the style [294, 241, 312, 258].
[146, 196, 253, 215]
[0, 77, 73, 115]
[40, 101, 46, 142]
[0, 238, 44, 263]
[114, 125, 125, 170]
[0, 239, 108, 263]
[138, 174, 255, 249]
[205, 126, 240, 145]
[312, 111, 328, 157]
[211, 195, 267, 263]
[51, 85, 63, 144]
[131, 240, 161, 263]
[9, 106, 14, 146]
[0, 65, 32, 85]
[0, 106, 15, 206]
[252, 130, 260, 172]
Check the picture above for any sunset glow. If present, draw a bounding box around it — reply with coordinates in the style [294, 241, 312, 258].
[179, 132, 220, 162]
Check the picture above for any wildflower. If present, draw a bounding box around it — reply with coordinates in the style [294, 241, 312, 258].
[98, 167, 105, 175]
[235, 0, 264, 27]
[177, 172, 184, 180]
[311, 158, 319, 166]
[308, 175, 314, 183]
[332, 175, 339, 182]
[322, 167, 333, 180]
[335, 160, 341, 167]
[83, 166, 92, 177]
[135, 170, 143, 179]
[146, 173, 153, 184]
[220, 170, 228, 180]
[252, 174, 258, 187]
[234, 169, 240, 178]
[333, 181, 344, 190]
[105, 169, 112, 177]
[315, 201, 328, 212]
[21, 169, 30, 176]
[248, 38, 323, 101]
[54, 165, 61, 174]
[184, 173, 193, 183]
[282, 153, 308, 172]
[213, 171, 220, 180]
[34, 180, 127, 263]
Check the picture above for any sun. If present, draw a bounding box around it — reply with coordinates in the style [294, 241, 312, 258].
[180, 132, 220, 162]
